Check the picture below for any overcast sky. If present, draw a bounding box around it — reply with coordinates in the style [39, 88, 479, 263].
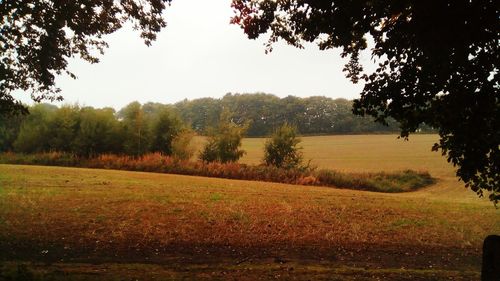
[16, 0, 372, 110]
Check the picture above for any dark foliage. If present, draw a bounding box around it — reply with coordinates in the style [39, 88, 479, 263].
[0, 0, 171, 115]
[2, 102, 187, 157]
[231, 0, 499, 203]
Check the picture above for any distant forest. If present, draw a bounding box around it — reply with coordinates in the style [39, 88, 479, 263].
[0, 93, 434, 155]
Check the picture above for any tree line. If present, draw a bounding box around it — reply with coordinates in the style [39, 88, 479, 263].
[0, 93, 435, 156]
[176, 93, 411, 136]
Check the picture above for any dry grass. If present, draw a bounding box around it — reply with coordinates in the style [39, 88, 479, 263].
[0, 165, 495, 249]
[0, 134, 498, 280]
[0, 151, 436, 193]
[237, 134, 488, 202]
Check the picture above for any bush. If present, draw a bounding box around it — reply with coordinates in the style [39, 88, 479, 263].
[171, 130, 196, 160]
[0, 151, 79, 166]
[314, 169, 435, 192]
[199, 138, 219, 163]
[199, 112, 247, 163]
[263, 123, 303, 169]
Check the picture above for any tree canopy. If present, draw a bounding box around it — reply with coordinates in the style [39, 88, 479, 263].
[175, 93, 407, 136]
[0, 0, 171, 115]
[232, 0, 499, 203]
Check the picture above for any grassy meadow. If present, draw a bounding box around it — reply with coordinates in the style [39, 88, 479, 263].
[0, 134, 498, 280]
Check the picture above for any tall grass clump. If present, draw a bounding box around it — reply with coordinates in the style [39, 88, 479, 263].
[314, 169, 435, 192]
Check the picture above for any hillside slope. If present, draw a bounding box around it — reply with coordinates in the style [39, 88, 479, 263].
[0, 163, 498, 280]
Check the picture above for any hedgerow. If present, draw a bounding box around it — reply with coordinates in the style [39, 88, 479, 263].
[0, 152, 435, 193]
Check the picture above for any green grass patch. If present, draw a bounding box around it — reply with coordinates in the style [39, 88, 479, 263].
[209, 193, 223, 202]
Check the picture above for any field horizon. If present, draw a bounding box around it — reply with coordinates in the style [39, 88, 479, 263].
[1, 134, 498, 280]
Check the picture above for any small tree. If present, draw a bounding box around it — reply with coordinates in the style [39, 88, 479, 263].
[264, 123, 303, 169]
[199, 112, 246, 163]
[171, 129, 196, 160]
[199, 137, 220, 163]
[150, 107, 184, 155]
[120, 102, 149, 156]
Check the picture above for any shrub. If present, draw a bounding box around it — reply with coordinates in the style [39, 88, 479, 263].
[199, 112, 247, 163]
[263, 123, 303, 169]
[171, 130, 196, 160]
[199, 138, 219, 163]
[0, 151, 79, 166]
[315, 169, 366, 190]
[314, 169, 435, 192]
[366, 170, 436, 192]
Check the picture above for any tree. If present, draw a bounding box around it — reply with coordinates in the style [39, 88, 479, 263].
[232, 0, 499, 203]
[264, 123, 303, 169]
[199, 111, 247, 163]
[0, 113, 25, 151]
[221, 93, 281, 136]
[46, 105, 80, 152]
[174, 94, 402, 136]
[149, 107, 184, 155]
[171, 129, 196, 160]
[72, 107, 124, 157]
[13, 104, 57, 153]
[175, 98, 222, 134]
[119, 102, 150, 156]
[0, 0, 171, 116]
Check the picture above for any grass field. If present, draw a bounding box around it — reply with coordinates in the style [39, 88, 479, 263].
[0, 134, 498, 280]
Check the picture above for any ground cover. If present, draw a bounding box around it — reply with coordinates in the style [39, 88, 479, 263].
[0, 135, 498, 280]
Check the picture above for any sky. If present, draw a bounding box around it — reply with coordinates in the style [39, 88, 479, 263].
[16, 0, 372, 110]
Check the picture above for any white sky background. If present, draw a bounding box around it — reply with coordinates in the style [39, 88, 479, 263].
[17, 0, 373, 110]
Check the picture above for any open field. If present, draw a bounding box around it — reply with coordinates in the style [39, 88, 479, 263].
[1, 135, 499, 280]
[240, 134, 447, 173]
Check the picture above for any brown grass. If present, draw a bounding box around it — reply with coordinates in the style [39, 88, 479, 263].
[0, 135, 498, 280]
[0, 165, 497, 260]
